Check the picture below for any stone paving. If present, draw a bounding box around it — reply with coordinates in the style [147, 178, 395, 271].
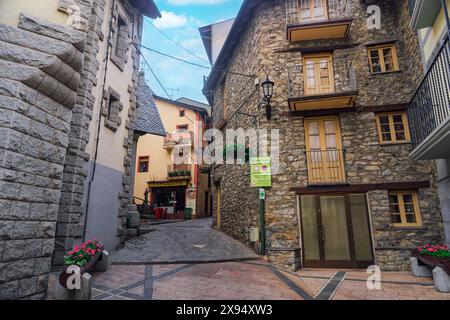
[46, 218, 450, 300]
[111, 218, 258, 263]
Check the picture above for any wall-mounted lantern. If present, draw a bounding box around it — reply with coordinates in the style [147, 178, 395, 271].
[261, 76, 274, 120]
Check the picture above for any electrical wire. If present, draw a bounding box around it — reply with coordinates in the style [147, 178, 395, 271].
[137, 44, 256, 79]
[139, 44, 211, 69]
[144, 17, 211, 65]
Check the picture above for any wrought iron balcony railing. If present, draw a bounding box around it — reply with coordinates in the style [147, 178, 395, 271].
[288, 58, 356, 98]
[306, 149, 346, 185]
[286, 0, 351, 25]
[406, 36, 450, 150]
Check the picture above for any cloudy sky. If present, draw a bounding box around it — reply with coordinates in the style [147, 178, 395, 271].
[140, 0, 244, 103]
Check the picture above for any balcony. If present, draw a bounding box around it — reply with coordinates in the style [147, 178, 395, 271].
[163, 131, 194, 150]
[288, 57, 358, 112]
[406, 36, 450, 160]
[167, 164, 191, 181]
[286, 0, 352, 42]
[409, 0, 442, 30]
[306, 149, 346, 185]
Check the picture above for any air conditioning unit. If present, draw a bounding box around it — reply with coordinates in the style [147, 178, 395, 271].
[249, 227, 259, 242]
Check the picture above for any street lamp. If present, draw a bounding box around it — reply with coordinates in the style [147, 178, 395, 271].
[261, 76, 274, 120]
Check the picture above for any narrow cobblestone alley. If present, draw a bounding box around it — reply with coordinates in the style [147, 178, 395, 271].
[46, 218, 450, 300]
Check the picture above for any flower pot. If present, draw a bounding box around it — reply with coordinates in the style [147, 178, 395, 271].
[58, 251, 102, 288]
[412, 249, 450, 276]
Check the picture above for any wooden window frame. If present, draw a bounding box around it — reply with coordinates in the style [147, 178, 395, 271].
[303, 53, 335, 96]
[388, 191, 422, 228]
[304, 116, 346, 184]
[298, 0, 329, 23]
[367, 44, 400, 74]
[137, 156, 149, 173]
[179, 109, 185, 117]
[375, 112, 411, 144]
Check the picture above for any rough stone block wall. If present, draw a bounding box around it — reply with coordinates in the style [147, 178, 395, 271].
[52, 0, 105, 268]
[0, 15, 85, 299]
[210, 0, 443, 271]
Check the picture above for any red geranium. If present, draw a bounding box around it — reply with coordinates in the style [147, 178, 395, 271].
[64, 239, 104, 267]
[417, 243, 450, 259]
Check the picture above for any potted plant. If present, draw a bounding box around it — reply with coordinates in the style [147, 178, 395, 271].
[412, 243, 450, 275]
[59, 240, 104, 287]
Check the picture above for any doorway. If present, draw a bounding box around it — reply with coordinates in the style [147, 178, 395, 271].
[303, 53, 334, 96]
[299, 193, 374, 268]
[304, 117, 346, 184]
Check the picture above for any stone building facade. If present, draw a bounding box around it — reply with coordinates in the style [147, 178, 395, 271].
[203, 0, 445, 271]
[0, 0, 160, 299]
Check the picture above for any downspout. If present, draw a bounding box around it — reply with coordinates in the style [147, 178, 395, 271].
[83, 0, 116, 240]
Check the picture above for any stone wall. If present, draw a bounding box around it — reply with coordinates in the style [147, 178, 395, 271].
[0, 14, 86, 299]
[209, 0, 444, 271]
[52, 0, 105, 268]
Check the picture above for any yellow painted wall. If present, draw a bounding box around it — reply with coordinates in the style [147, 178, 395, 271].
[0, 0, 67, 26]
[418, 0, 450, 64]
[133, 98, 205, 214]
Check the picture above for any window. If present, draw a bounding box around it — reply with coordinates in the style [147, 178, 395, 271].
[138, 156, 149, 172]
[299, 0, 329, 23]
[388, 191, 422, 227]
[102, 87, 122, 132]
[303, 53, 334, 95]
[179, 110, 185, 117]
[304, 117, 345, 184]
[111, 13, 129, 71]
[376, 112, 410, 144]
[368, 44, 399, 73]
[176, 124, 189, 132]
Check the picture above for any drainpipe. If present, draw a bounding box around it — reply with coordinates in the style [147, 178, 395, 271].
[83, 0, 116, 241]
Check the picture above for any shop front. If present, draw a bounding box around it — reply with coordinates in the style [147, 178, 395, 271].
[148, 180, 191, 219]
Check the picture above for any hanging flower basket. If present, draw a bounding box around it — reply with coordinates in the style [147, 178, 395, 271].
[412, 243, 450, 276]
[58, 240, 104, 288]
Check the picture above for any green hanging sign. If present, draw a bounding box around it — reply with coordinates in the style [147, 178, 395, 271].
[250, 157, 272, 187]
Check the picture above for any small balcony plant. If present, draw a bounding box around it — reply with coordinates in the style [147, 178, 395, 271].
[64, 239, 104, 267]
[168, 170, 191, 178]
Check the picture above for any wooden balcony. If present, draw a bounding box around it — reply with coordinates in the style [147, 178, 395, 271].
[286, 0, 352, 42]
[288, 57, 358, 113]
[306, 149, 346, 185]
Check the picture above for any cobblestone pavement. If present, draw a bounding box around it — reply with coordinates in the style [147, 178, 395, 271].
[46, 261, 450, 300]
[111, 218, 258, 263]
[46, 218, 450, 300]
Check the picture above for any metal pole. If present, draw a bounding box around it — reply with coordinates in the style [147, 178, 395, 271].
[259, 190, 266, 256]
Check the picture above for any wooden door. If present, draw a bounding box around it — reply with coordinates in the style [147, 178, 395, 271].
[304, 54, 335, 96]
[305, 117, 345, 184]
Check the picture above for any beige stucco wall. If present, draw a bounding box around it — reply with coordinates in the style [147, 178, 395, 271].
[133, 98, 203, 211]
[85, 0, 136, 173]
[0, 0, 67, 26]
